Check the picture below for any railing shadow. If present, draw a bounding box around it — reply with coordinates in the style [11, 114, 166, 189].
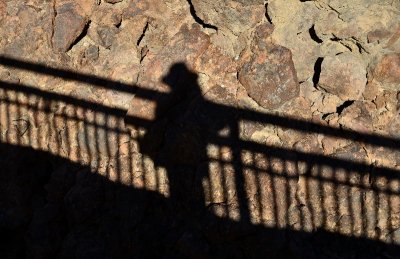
[0, 56, 399, 258]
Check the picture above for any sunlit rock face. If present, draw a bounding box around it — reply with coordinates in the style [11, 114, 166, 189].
[238, 24, 299, 110]
[52, 2, 88, 53]
[318, 53, 367, 101]
[370, 53, 400, 91]
[0, 0, 399, 258]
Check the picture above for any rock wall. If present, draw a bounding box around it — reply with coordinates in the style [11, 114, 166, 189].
[0, 0, 399, 258]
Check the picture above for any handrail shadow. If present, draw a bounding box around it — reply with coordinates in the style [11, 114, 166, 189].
[0, 56, 399, 258]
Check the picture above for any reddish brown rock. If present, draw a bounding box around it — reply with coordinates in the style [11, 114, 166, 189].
[141, 24, 210, 81]
[75, 0, 96, 16]
[372, 53, 400, 90]
[386, 25, 400, 51]
[95, 25, 119, 49]
[191, 0, 264, 36]
[1, 0, 400, 257]
[91, 4, 122, 26]
[338, 101, 375, 134]
[52, 3, 88, 53]
[318, 53, 367, 101]
[194, 44, 237, 81]
[126, 24, 210, 122]
[122, 0, 150, 19]
[367, 28, 392, 43]
[191, 0, 265, 56]
[238, 24, 299, 110]
[193, 43, 238, 94]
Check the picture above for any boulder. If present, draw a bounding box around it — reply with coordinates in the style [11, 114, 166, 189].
[318, 53, 367, 101]
[238, 24, 299, 110]
[52, 3, 88, 52]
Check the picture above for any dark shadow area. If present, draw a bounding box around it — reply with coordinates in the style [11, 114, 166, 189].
[186, 0, 218, 31]
[312, 57, 324, 87]
[0, 56, 399, 258]
[309, 25, 323, 44]
[2, 143, 397, 258]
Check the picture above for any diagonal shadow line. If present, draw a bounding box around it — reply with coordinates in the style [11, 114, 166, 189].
[0, 98, 128, 134]
[0, 55, 167, 100]
[210, 136, 400, 188]
[0, 80, 153, 129]
[1, 79, 399, 180]
[1, 58, 399, 256]
[1, 80, 398, 192]
[1, 56, 399, 150]
[0, 142, 397, 256]
[238, 108, 400, 150]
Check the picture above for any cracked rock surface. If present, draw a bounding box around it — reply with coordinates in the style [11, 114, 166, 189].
[0, 0, 399, 258]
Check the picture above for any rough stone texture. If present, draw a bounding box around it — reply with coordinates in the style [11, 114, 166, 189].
[0, 0, 400, 258]
[238, 24, 299, 110]
[126, 24, 210, 122]
[337, 101, 375, 134]
[267, 0, 321, 82]
[52, 3, 88, 53]
[191, 0, 265, 56]
[318, 53, 367, 101]
[191, 0, 264, 35]
[371, 53, 400, 90]
[300, 80, 343, 115]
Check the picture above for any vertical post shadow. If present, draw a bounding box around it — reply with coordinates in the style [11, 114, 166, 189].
[0, 58, 399, 258]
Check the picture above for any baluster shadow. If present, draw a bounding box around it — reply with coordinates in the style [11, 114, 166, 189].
[0, 56, 399, 258]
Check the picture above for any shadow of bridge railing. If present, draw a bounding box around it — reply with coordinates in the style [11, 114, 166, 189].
[0, 56, 399, 257]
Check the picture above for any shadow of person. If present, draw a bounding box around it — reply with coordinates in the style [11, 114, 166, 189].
[155, 63, 204, 164]
[131, 62, 220, 256]
[134, 62, 263, 256]
[1, 58, 399, 258]
[136, 63, 207, 214]
[136, 63, 202, 154]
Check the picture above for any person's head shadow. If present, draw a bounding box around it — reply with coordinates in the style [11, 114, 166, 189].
[159, 62, 202, 115]
[161, 63, 199, 94]
[135, 63, 203, 164]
